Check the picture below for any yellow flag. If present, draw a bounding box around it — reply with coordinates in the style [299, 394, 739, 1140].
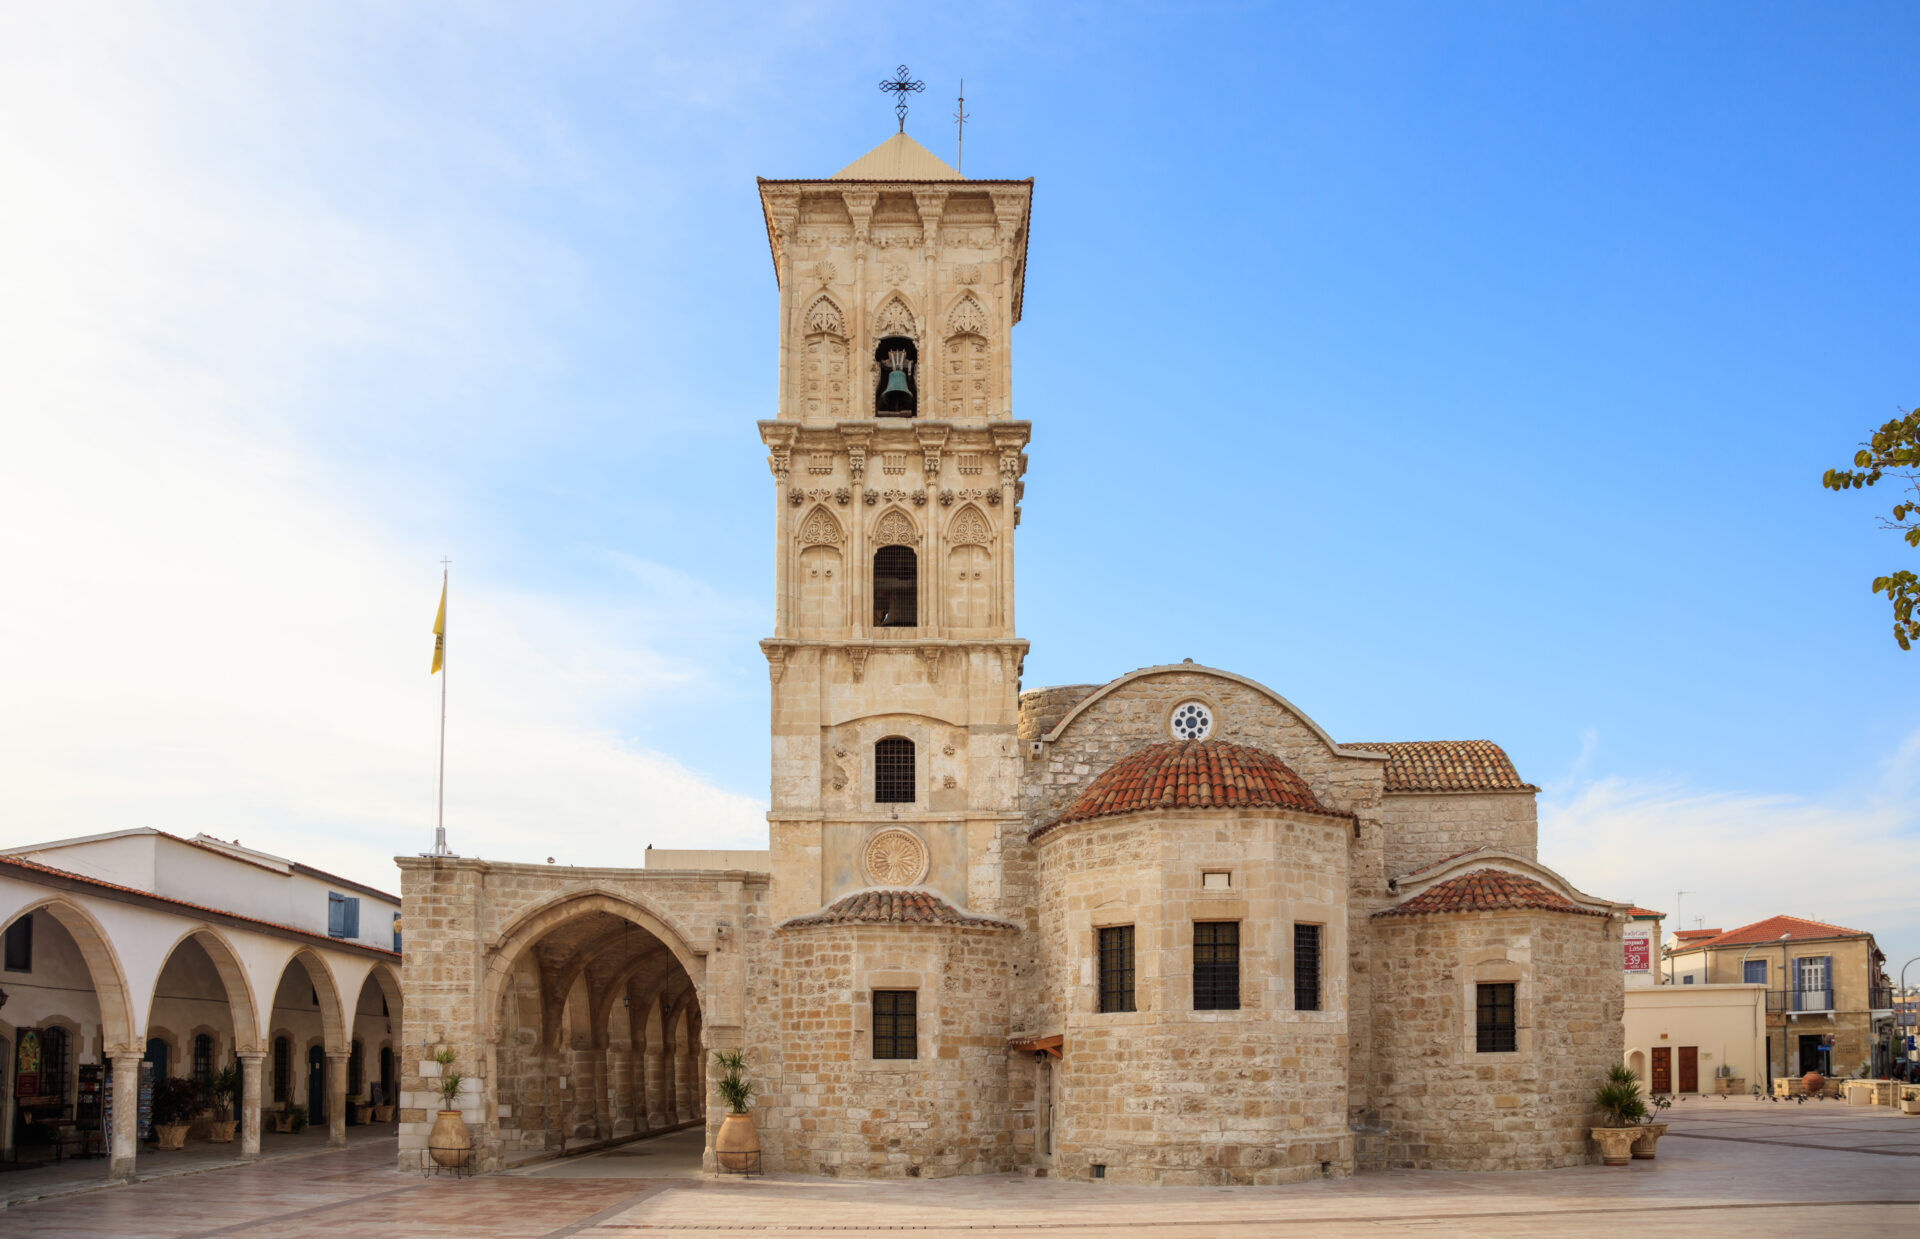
[430, 580, 446, 674]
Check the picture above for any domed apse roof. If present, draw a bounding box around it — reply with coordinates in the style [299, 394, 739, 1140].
[1032, 740, 1347, 841]
[1375, 868, 1605, 919]
[781, 888, 1016, 931]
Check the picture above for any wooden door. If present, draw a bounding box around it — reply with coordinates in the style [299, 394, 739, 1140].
[1677, 1046, 1699, 1093]
[1650, 1046, 1672, 1094]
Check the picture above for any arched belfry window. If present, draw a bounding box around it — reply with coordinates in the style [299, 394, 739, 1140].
[875, 737, 915, 803]
[875, 337, 918, 417]
[873, 545, 918, 627]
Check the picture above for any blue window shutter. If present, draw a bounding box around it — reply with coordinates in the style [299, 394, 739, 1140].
[342, 897, 360, 939]
[328, 893, 345, 937]
[1744, 959, 1767, 985]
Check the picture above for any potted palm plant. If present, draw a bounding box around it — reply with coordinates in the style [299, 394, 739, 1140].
[1591, 1064, 1646, 1166]
[208, 1065, 241, 1142]
[427, 1048, 472, 1169]
[151, 1077, 206, 1150]
[712, 1049, 759, 1173]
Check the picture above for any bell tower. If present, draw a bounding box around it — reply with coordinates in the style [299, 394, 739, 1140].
[756, 130, 1033, 922]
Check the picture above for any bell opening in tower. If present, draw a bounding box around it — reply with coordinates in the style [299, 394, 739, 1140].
[873, 545, 918, 627]
[875, 337, 918, 417]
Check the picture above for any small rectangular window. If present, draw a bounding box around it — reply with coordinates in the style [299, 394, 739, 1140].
[874, 737, 916, 804]
[3, 916, 31, 972]
[1201, 871, 1231, 890]
[1293, 923, 1322, 1012]
[1098, 925, 1136, 1013]
[1743, 959, 1767, 985]
[328, 893, 360, 939]
[1477, 982, 1517, 1052]
[873, 990, 917, 1059]
[1193, 921, 1240, 1010]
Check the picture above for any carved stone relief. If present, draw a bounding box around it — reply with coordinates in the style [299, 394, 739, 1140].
[863, 828, 928, 887]
[798, 506, 843, 546]
[874, 509, 917, 547]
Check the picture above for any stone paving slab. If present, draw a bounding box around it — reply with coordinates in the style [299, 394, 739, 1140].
[0, 1099, 1914, 1238]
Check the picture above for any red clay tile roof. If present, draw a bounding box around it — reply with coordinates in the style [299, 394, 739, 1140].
[781, 889, 1017, 931]
[1672, 928, 1722, 941]
[1033, 740, 1346, 840]
[1628, 907, 1665, 918]
[1679, 915, 1871, 951]
[1342, 740, 1536, 793]
[0, 853, 400, 958]
[1375, 868, 1605, 919]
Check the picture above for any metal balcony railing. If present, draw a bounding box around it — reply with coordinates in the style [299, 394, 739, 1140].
[1766, 987, 1835, 1013]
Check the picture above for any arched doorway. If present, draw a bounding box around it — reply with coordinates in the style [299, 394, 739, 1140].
[0, 901, 135, 1177]
[265, 950, 345, 1144]
[351, 965, 401, 1121]
[142, 929, 259, 1162]
[486, 900, 702, 1165]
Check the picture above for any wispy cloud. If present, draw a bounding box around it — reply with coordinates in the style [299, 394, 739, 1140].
[0, 4, 767, 891]
[1539, 744, 1920, 975]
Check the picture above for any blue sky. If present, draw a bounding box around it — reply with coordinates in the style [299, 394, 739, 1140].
[3, 3, 1917, 972]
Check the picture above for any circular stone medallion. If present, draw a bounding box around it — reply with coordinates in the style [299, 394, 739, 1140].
[864, 828, 929, 886]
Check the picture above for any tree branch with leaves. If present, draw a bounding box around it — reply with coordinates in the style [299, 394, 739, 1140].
[1823, 406, 1920, 648]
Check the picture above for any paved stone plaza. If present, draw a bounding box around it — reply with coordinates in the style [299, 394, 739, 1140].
[0, 1098, 1913, 1237]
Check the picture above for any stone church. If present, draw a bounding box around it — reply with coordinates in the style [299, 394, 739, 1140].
[397, 127, 1627, 1184]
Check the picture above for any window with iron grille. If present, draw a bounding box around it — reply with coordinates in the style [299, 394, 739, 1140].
[1193, 921, 1240, 1010]
[1477, 982, 1517, 1052]
[873, 546, 918, 627]
[1293, 923, 1322, 1011]
[1098, 925, 1136, 1013]
[875, 736, 916, 803]
[192, 1034, 213, 1088]
[3, 915, 31, 972]
[40, 1025, 70, 1099]
[273, 1037, 291, 1103]
[873, 990, 917, 1059]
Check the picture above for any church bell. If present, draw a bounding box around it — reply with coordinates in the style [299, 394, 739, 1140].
[881, 368, 913, 399]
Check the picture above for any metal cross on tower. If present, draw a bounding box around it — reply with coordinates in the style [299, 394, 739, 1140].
[880, 64, 924, 132]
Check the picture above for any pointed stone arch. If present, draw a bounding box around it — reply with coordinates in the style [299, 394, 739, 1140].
[873, 507, 918, 548]
[946, 291, 990, 339]
[874, 292, 916, 339]
[0, 897, 136, 1054]
[798, 505, 843, 546]
[947, 504, 992, 546]
[803, 292, 846, 337]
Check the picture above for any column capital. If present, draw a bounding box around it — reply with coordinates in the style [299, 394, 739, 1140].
[236, 1049, 267, 1062]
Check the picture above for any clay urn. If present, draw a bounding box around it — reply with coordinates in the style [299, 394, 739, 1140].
[716, 1111, 760, 1172]
[1802, 1071, 1826, 1098]
[429, 1109, 472, 1168]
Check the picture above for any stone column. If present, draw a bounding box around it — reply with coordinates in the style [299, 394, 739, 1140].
[674, 1042, 693, 1123]
[590, 1038, 611, 1141]
[109, 1051, 142, 1182]
[238, 1051, 266, 1160]
[326, 1052, 349, 1147]
[643, 1043, 666, 1130]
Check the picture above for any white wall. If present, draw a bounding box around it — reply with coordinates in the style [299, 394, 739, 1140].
[1624, 983, 1767, 1092]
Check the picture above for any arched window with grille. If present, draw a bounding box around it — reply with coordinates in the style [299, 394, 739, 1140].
[875, 737, 915, 803]
[192, 1034, 214, 1088]
[873, 546, 918, 627]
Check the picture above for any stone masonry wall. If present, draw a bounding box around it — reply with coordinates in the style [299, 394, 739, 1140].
[1378, 791, 1538, 878]
[1033, 806, 1353, 1184]
[1367, 908, 1623, 1171]
[755, 922, 1016, 1177]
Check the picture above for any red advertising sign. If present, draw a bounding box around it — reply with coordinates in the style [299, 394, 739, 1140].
[1624, 937, 1651, 971]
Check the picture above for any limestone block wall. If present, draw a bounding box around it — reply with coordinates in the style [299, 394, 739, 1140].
[1032, 807, 1353, 1184]
[751, 922, 1016, 1177]
[1378, 791, 1538, 878]
[1366, 908, 1623, 1171]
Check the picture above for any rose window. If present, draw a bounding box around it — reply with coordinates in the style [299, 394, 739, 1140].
[1169, 701, 1213, 741]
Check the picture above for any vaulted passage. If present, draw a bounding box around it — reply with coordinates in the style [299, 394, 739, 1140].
[493, 907, 702, 1162]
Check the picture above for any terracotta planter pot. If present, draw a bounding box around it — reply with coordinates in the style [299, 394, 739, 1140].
[715, 1111, 760, 1172]
[271, 1111, 296, 1133]
[428, 1109, 472, 1169]
[155, 1124, 191, 1151]
[209, 1119, 238, 1143]
[1590, 1126, 1637, 1166]
[1630, 1123, 1667, 1159]
[352, 1104, 372, 1124]
[1802, 1071, 1826, 1097]
[373, 1105, 395, 1123]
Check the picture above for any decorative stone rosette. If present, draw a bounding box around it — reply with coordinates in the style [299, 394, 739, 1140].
[863, 828, 929, 886]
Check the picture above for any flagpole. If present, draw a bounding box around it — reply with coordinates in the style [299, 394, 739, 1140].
[434, 560, 451, 856]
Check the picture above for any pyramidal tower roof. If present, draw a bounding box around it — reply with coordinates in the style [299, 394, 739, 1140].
[831, 131, 962, 181]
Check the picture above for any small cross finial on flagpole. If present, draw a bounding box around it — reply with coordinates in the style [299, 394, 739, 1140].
[880, 64, 925, 133]
[953, 80, 970, 176]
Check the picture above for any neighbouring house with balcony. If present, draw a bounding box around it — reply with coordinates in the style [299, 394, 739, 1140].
[1662, 915, 1894, 1079]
